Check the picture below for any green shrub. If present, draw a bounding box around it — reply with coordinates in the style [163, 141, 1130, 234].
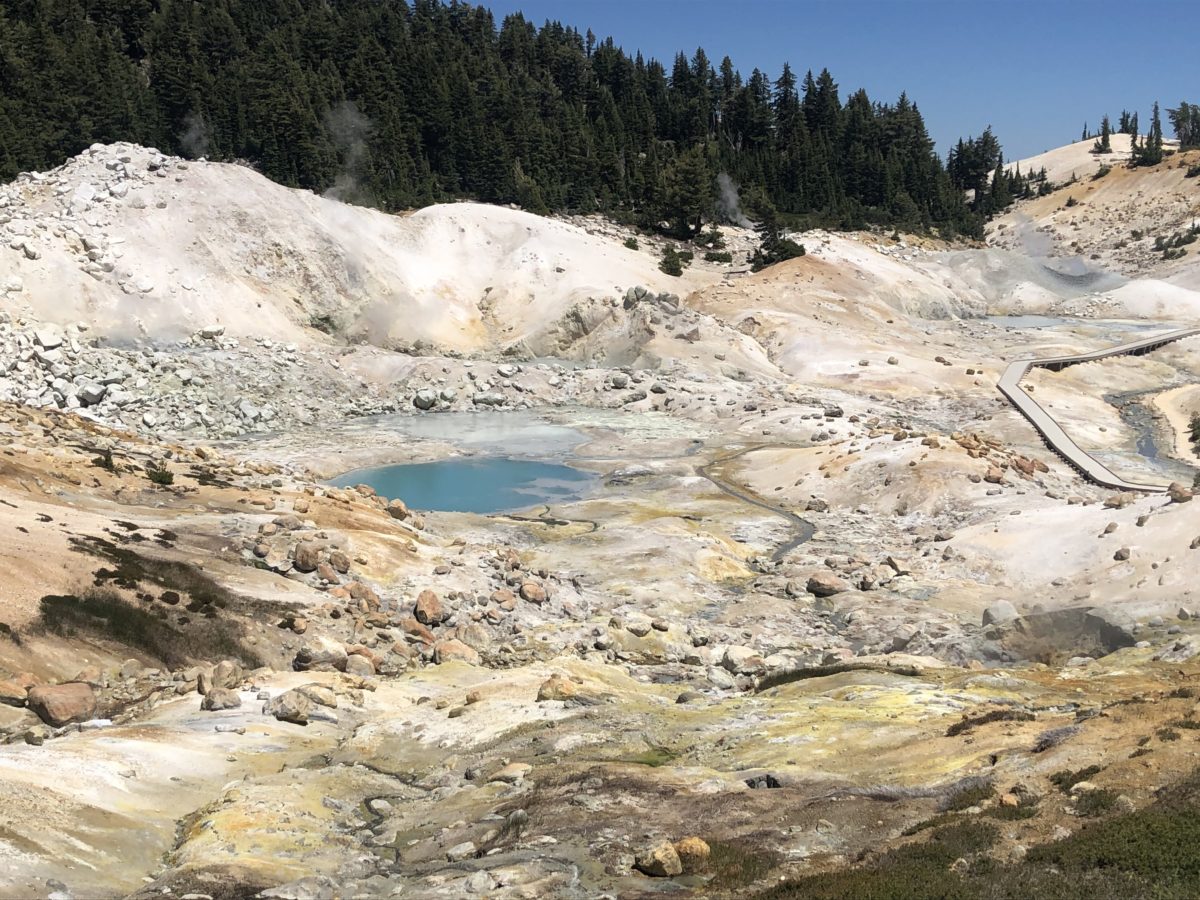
[1065, 195, 1080, 208]
[659, 245, 684, 276]
[1186, 163, 1200, 178]
[946, 708, 1035, 737]
[704, 250, 733, 263]
[705, 841, 779, 892]
[1050, 765, 1103, 793]
[1093, 165, 1111, 180]
[1074, 789, 1120, 817]
[759, 822, 996, 899]
[146, 463, 174, 486]
[943, 782, 996, 812]
[92, 448, 115, 471]
[623, 236, 639, 250]
[989, 797, 1041, 820]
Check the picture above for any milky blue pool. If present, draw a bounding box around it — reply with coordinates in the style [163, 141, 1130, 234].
[329, 457, 594, 514]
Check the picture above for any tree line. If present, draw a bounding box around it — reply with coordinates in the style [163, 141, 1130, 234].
[0, 0, 1006, 237]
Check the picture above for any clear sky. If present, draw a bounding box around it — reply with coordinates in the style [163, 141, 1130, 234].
[478, 0, 1198, 162]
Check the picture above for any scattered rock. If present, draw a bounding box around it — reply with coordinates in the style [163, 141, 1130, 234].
[536, 674, 578, 702]
[263, 689, 313, 725]
[200, 688, 242, 711]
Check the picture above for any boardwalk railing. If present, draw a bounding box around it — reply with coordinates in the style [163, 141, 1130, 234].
[996, 327, 1200, 493]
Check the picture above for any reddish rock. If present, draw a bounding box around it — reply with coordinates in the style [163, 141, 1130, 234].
[397, 616, 436, 645]
[414, 589, 447, 625]
[519, 582, 548, 604]
[27, 683, 97, 726]
[433, 639, 481, 666]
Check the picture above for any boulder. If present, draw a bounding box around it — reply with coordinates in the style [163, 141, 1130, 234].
[414, 589, 447, 625]
[536, 674, 578, 702]
[673, 836, 711, 873]
[413, 389, 437, 411]
[344, 654, 375, 677]
[27, 683, 96, 726]
[200, 688, 242, 711]
[982, 601, 1019, 626]
[263, 689, 313, 725]
[33, 329, 62, 351]
[519, 582, 547, 604]
[0, 677, 33, 707]
[489, 762, 531, 784]
[212, 659, 243, 690]
[1168, 482, 1194, 504]
[293, 542, 321, 573]
[806, 572, 848, 597]
[293, 636, 348, 672]
[722, 645, 765, 674]
[295, 684, 338, 708]
[635, 841, 683, 877]
[433, 638, 481, 666]
[386, 498, 410, 520]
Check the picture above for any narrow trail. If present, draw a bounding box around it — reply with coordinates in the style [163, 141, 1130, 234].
[696, 444, 816, 562]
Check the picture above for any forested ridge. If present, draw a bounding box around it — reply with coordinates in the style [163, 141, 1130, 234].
[0, 0, 1009, 237]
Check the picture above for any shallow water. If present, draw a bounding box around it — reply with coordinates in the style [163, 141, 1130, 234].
[985, 314, 1170, 332]
[329, 457, 595, 514]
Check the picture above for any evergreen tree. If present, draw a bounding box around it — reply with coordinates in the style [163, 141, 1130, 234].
[1132, 102, 1164, 166]
[1091, 115, 1111, 153]
[1167, 102, 1200, 149]
[750, 198, 805, 270]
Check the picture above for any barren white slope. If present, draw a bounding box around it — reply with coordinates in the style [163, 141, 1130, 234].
[1004, 133, 1148, 184]
[0, 143, 713, 351]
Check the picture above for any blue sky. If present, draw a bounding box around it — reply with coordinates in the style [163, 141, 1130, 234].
[479, 0, 1198, 162]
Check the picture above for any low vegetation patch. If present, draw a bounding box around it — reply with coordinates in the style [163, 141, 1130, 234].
[38, 587, 262, 668]
[705, 840, 779, 893]
[1050, 765, 1103, 793]
[756, 662, 921, 692]
[760, 768, 1200, 898]
[945, 707, 1035, 737]
[1074, 789, 1120, 818]
[758, 821, 997, 899]
[943, 782, 995, 812]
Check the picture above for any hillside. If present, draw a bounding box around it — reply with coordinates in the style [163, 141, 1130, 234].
[992, 135, 1200, 289]
[0, 143, 713, 351]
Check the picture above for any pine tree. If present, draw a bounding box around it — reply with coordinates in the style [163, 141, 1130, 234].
[1132, 102, 1164, 166]
[1091, 115, 1111, 153]
[1168, 102, 1200, 149]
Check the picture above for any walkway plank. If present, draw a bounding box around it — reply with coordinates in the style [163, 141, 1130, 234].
[996, 327, 1200, 493]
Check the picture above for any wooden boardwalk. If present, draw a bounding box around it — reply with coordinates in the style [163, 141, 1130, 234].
[997, 327, 1200, 493]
